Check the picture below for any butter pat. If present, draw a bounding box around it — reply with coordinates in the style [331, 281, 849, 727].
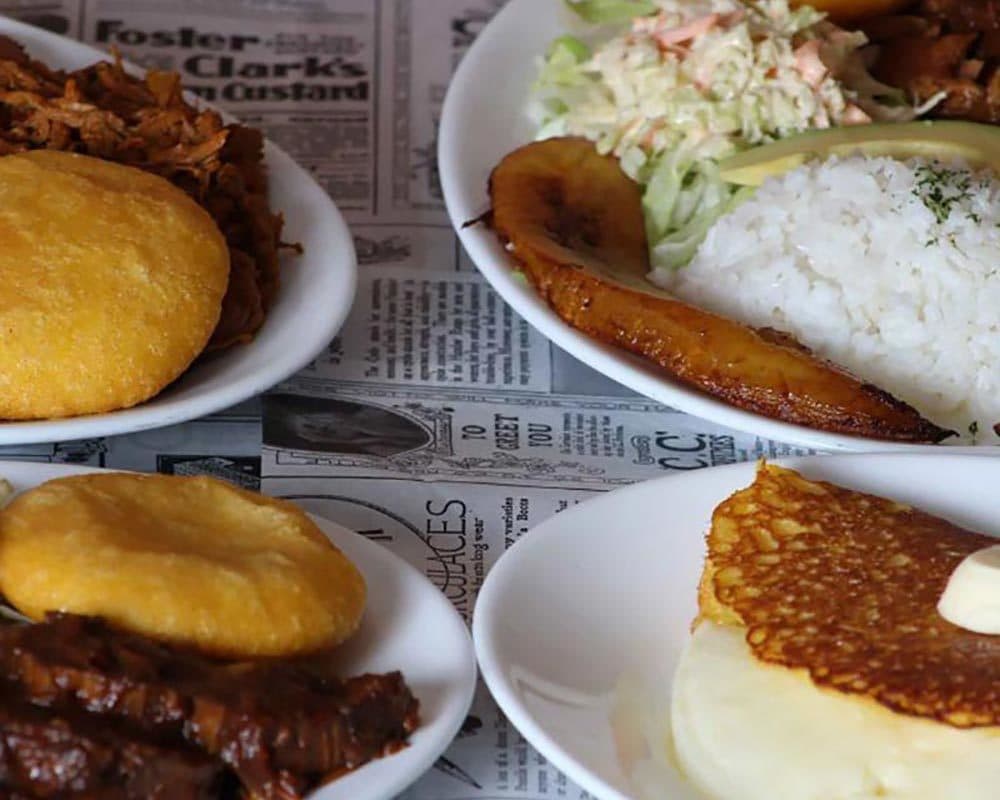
[937, 545, 1000, 635]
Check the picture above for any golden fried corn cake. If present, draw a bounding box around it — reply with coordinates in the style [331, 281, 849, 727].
[672, 462, 1000, 800]
[0, 150, 229, 420]
[0, 473, 366, 658]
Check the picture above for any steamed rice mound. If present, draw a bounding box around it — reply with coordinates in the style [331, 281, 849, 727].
[656, 155, 1000, 444]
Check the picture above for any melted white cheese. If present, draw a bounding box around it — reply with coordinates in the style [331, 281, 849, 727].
[671, 623, 1000, 800]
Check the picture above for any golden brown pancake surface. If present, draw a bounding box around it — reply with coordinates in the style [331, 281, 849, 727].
[702, 462, 1000, 727]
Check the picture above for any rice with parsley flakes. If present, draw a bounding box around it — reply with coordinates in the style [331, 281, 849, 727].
[653, 155, 1000, 444]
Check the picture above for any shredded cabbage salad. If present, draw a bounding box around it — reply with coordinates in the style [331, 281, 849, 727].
[530, 0, 929, 277]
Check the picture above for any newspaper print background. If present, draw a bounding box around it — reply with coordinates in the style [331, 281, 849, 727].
[0, 1, 812, 797]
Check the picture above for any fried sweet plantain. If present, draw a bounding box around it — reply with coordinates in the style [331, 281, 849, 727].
[488, 137, 953, 443]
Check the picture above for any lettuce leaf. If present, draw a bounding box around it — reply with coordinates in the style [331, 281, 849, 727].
[643, 154, 751, 271]
[564, 0, 658, 25]
[548, 34, 591, 64]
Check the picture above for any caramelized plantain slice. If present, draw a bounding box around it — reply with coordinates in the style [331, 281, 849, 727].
[488, 137, 953, 443]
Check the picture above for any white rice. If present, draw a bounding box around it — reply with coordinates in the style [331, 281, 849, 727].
[652, 155, 1000, 444]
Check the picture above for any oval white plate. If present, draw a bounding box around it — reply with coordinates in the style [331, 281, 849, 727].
[473, 453, 1000, 800]
[0, 461, 477, 800]
[0, 17, 356, 445]
[439, 0, 993, 453]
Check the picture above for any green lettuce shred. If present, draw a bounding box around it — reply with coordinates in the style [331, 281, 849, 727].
[531, 35, 595, 134]
[549, 34, 591, 63]
[643, 155, 753, 267]
[564, 0, 658, 24]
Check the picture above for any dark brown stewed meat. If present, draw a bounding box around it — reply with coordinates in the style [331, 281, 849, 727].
[0, 614, 419, 799]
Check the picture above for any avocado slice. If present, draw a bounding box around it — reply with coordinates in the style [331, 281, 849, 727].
[718, 121, 1000, 186]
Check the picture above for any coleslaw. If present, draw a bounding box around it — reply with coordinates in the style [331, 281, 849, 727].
[529, 0, 932, 277]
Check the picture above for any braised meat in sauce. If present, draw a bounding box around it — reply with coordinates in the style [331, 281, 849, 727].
[0, 614, 419, 799]
[867, 0, 1000, 122]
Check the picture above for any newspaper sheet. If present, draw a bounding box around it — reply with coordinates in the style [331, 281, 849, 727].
[0, 2, 812, 798]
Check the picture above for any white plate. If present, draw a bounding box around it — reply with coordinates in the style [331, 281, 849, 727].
[473, 453, 1000, 800]
[0, 17, 357, 445]
[0, 461, 477, 800]
[438, 0, 992, 454]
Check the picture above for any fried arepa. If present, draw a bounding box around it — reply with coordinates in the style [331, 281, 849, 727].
[0, 473, 367, 658]
[0, 35, 284, 351]
[700, 462, 999, 728]
[0, 150, 229, 420]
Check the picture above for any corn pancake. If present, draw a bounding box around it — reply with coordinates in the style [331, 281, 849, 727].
[700, 462, 999, 727]
[0, 150, 229, 420]
[0, 473, 366, 658]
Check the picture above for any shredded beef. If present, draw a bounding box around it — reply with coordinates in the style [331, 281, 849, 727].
[0, 35, 284, 351]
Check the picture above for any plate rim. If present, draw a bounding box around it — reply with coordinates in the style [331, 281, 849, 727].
[0, 15, 357, 445]
[437, 0, 996, 455]
[308, 512, 479, 800]
[0, 459, 478, 800]
[472, 451, 1000, 800]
